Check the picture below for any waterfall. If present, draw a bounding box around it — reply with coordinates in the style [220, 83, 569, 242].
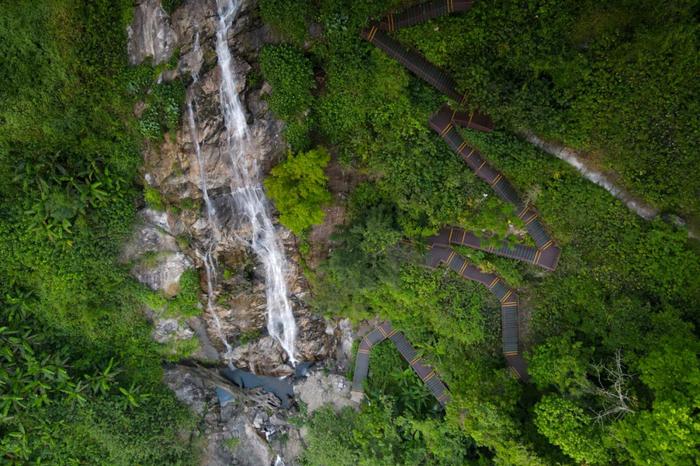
[215, 0, 298, 364]
[187, 30, 233, 357]
[188, 97, 232, 356]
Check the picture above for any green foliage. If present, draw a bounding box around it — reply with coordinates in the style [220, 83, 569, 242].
[528, 333, 591, 394]
[144, 186, 166, 211]
[0, 0, 195, 462]
[161, 0, 183, 15]
[260, 1, 700, 464]
[259, 0, 312, 44]
[260, 44, 315, 120]
[608, 334, 700, 465]
[138, 80, 185, 140]
[167, 269, 202, 318]
[611, 400, 699, 466]
[397, 0, 700, 215]
[224, 437, 240, 452]
[160, 336, 200, 362]
[284, 117, 314, 153]
[535, 395, 609, 464]
[265, 148, 331, 235]
[302, 397, 477, 465]
[0, 301, 195, 464]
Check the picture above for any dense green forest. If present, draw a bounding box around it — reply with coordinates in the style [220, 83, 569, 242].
[260, 0, 700, 464]
[0, 1, 194, 463]
[1, 0, 698, 464]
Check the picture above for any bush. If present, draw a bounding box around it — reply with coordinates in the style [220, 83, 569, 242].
[259, 0, 312, 44]
[283, 116, 313, 153]
[535, 395, 609, 465]
[259, 44, 315, 120]
[0, 1, 195, 462]
[138, 80, 185, 140]
[144, 186, 166, 211]
[265, 147, 331, 235]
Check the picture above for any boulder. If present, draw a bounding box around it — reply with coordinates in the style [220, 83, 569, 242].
[152, 317, 194, 344]
[222, 415, 273, 466]
[131, 251, 193, 296]
[121, 209, 178, 263]
[127, 0, 178, 66]
[163, 366, 208, 416]
[231, 336, 293, 376]
[293, 371, 353, 414]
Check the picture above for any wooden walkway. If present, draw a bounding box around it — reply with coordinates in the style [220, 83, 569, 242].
[425, 244, 529, 381]
[351, 0, 562, 405]
[351, 321, 450, 405]
[429, 105, 561, 262]
[378, 0, 475, 32]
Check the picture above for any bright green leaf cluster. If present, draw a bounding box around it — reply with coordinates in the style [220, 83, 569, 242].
[265, 147, 331, 235]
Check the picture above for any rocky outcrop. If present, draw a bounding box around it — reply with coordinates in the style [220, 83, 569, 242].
[153, 317, 194, 344]
[121, 208, 193, 297]
[128, 0, 337, 376]
[125, 1, 357, 463]
[127, 0, 178, 65]
[294, 372, 354, 414]
[164, 364, 326, 466]
[132, 251, 193, 296]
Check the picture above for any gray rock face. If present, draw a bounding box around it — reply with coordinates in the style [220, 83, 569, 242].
[164, 365, 309, 466]
[132, 251, 192, 296]
[127, 0, 178, 65]
[335, 319, 355, 372]
[224, 415, 274, 466]
[152, 318, 194, 344]
[164, 366, 208, 416]
[231, 336, 294, 376]
[294, 371, 353, 414]
[122, 208, 193, 297]
[121, 222, 178, 263]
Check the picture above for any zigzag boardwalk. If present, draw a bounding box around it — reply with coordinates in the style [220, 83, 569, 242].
[429, 226, 559, 271]
[352, 0, 561, 404]
[351, 321, 451, 406]
[360, 26, 463, 101]
[429, 105, 561, 262]
[378, 0, 475, 32]
[425, 244, 529, 381]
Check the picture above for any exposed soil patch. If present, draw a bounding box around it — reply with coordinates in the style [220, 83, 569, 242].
[306, 157, 367, 268]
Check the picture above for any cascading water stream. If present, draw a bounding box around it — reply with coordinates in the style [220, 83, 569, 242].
[187, 30, 233, 357]
[215, 0, 297, 364]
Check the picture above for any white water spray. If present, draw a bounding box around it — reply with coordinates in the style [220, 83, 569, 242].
[187, 30, 233, 358]
[215, 0, 297, 364]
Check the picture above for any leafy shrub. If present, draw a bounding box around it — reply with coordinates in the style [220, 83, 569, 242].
[161, 0, 183, 14]
[283, 116, 313, 153]
[138, 80, 185, 140]
[535, 395, 609, 465]
[259, 0, 312, 44]
[265, 147, 331, 235]
[167, 269, 202, 318]
[144, 186, 166, 211]
[0, 1, 195, 462]
[259, 44, 315, 120]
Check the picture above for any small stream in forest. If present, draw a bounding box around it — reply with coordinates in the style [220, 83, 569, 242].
[524, 132, 659, 221]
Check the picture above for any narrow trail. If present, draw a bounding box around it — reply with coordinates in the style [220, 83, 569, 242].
[351, 0, 560, 405]
[351, 322, 451, 406]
